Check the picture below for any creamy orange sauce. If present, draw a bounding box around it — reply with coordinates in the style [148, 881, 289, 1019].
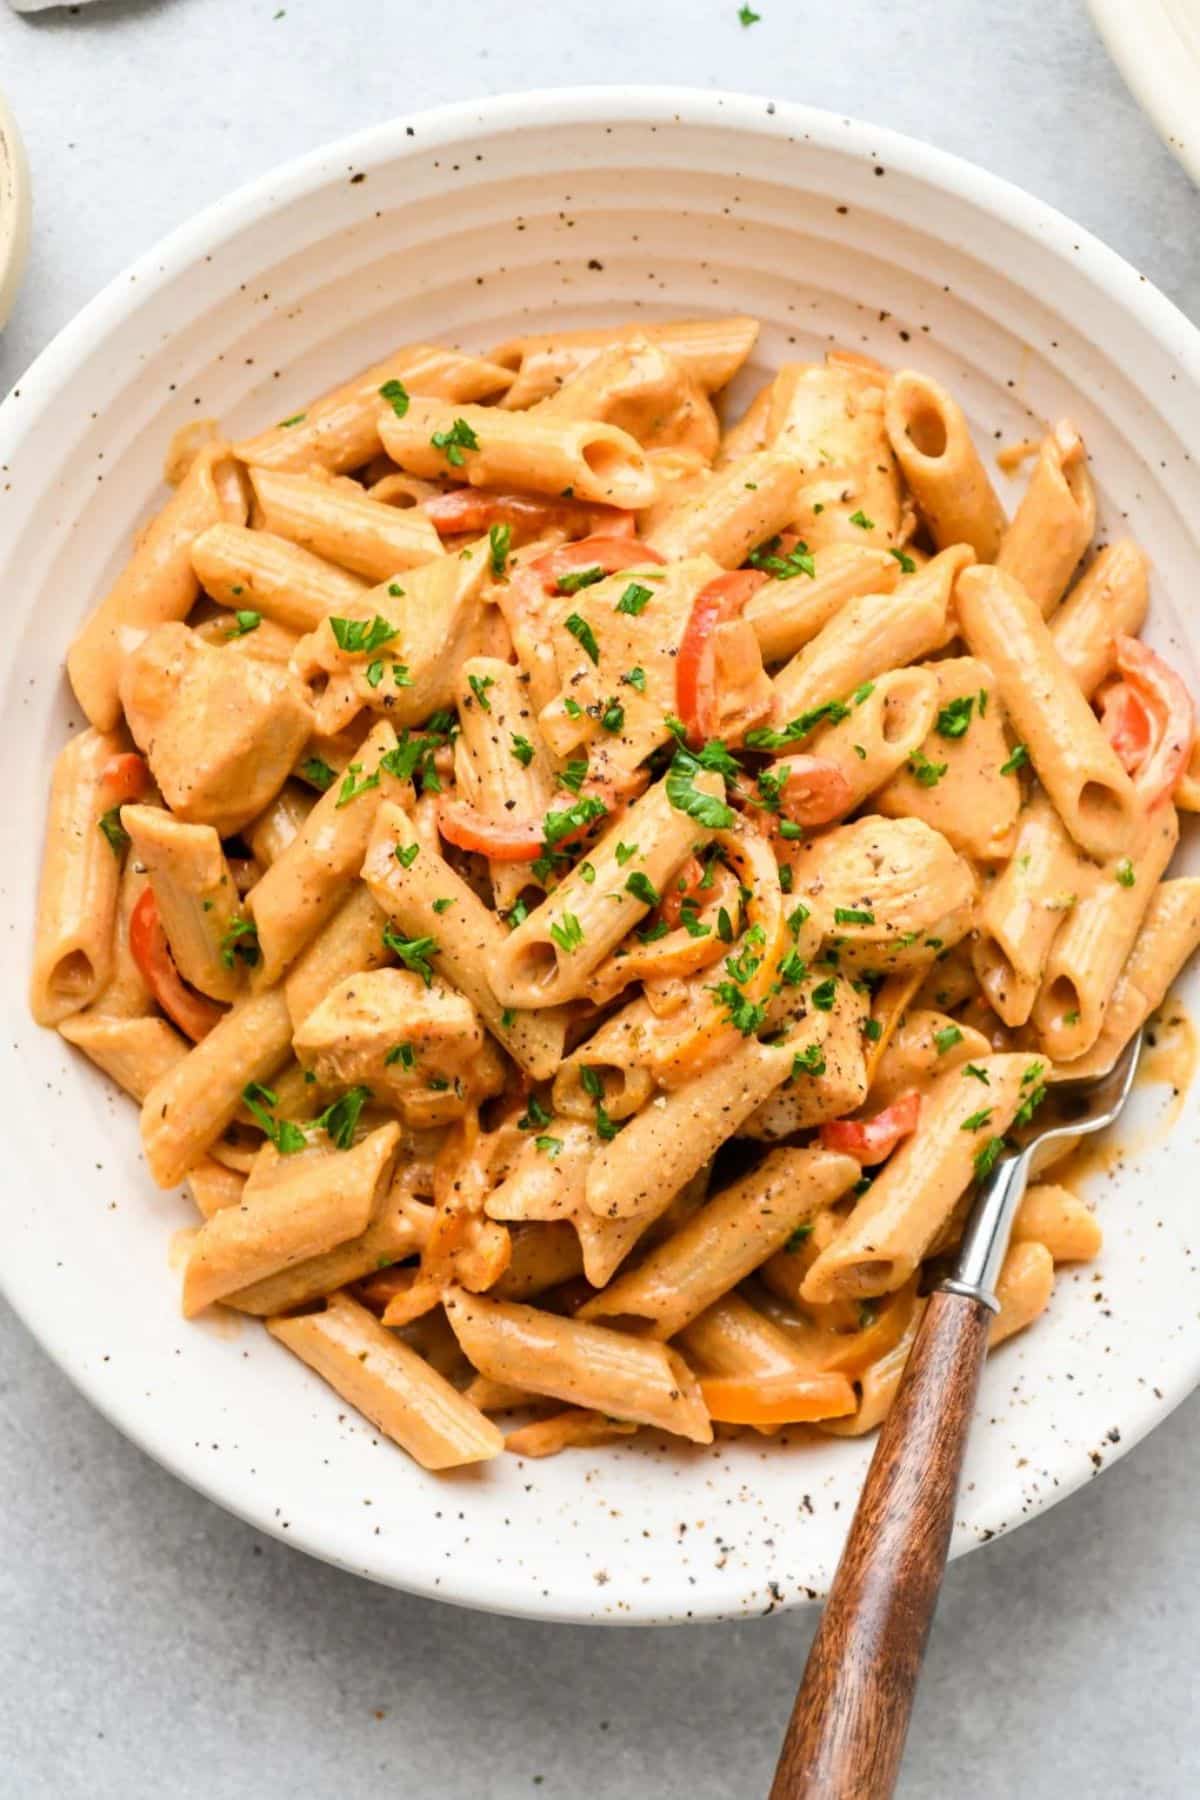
[1139, 1001, 1197, 1124]
[1049, 1000, 1196, 1191]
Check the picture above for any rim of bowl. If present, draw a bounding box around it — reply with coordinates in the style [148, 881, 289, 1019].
[3, 86, 1200, 1624]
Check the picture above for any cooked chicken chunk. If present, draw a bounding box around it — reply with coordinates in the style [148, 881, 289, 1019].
[293, 968, 505, 1127]
[119, 622, 312, 835]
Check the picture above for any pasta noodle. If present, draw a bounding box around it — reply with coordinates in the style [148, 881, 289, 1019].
[34, 314, 1199, 1470]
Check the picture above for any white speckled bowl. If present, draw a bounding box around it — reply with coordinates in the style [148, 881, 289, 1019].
[2, 89, 1199, 1625]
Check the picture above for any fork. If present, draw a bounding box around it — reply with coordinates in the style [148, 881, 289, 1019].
[769, 1033, 1143, 1800]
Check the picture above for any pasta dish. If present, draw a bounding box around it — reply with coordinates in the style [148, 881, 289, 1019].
[30, 316, 1200, 1470]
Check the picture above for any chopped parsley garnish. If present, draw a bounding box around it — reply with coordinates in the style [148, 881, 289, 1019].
[848, 509, 874, 530]
[811, 978, 838, 1011]
[510, 734, 535, 768]
[615, 582, 653, 616]
[542, 795, 608, 847]
[738, 3, 761, 22]
[933, 1025, 963, 1055]
[745, 698, 850, 751]
[787, 903, 810, 934]
[431, 897, 454, 915]
[488, 522, 511, 578]
[791, 1046, 826, 1079]
[219, 916, 260, 970]
[385, 1042, 416, 1069]
[534, 1135, 563, 1158]
[624, 666, 647, 692]
[637, 917, 670, 943]
[312, 1085, 373, 1150]
[329, 614, 400, 655]
[711, 981, 766, 1036]
[974, 1136, 1008, 1181]
[834, 907, 874, 926]
[381, 926, 438, 986]
[98, 808, 129, 857]
[1115, 858, 1136, 888]
[430, 416, 480, 467]
[936, 695, 974, 739]
[518, 1094, 551, 1132]
[564, 612, 600, 663]
[549, 912, 585, 954]
[678, 904, 711, 939]
[558, 759, 589, 794]
[365, 660, 385, 688]
[379, 378, 410, 418]
[505, 899, 529, 930]
[964, 1064, 990, 1083]
[467, 672, 495, 712]
[600, 698, 625, 734]
[625, 872, 660, 907]
[242, 1082, 307, 1155]
[717, 906, 735, 944]
[785, 1224, 814, 1254]
[500, 1007, 517, 1029]
[665, 748, 736, 830]
[557, 565, 607, 597]
[226, 609, 262, 638]
[1000, 743, 1030, 776]
[277, 413, 305, 428]
[299, 756, 336, 791]
[1013, 1080, 1047, 1129]
[852, 681, 876, 706]
[777, 948, 807, 985]
[961, 1108, 993, 1132]
[889, 548, 917, 574]
[748, 534, 815, 580]
[615, 842, 638, 866]
[336, 762, 381, 808]
[908, 750, 948, 787]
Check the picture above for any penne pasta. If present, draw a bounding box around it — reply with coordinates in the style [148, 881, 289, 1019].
[443, 1287, 713, 1442]
[379, 398, 655, 510]
[31, 320, 1200, 1472]
[883, 370, 1006, 559]
[246, 719, 404, 988]
[67, 442, 246, 732]
[58, 1012, 189, 1103]
[139, 987, 295, 1189]
[768, 546, 971, 730]
[269, 1291, 503, 1469]
[640, 449, 805, 568]
[995, 422, 1096, 617]
[1049, 538, 1150, 698]
[248, 466, 442, 582]
[954, 564, 1140, 860]
[580, 1146, 858, 1338]
[192, 523, 368, 634]
[1033, 805, 1178, 1060]
[801, 1055, 1034, 1302]
[182, 1123, 400, 1315]
[31, 729, 127, 1025]
[491, 315, 759, 410]
[235, 345, 514, 473]
[743, 542, 901, 665]
[120, 804, 247, 1003]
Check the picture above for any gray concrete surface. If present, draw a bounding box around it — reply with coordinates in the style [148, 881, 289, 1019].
[2, 0, 1198, 1793]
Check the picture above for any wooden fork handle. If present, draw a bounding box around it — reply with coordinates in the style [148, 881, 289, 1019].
[769, 1289, 993, 1800]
